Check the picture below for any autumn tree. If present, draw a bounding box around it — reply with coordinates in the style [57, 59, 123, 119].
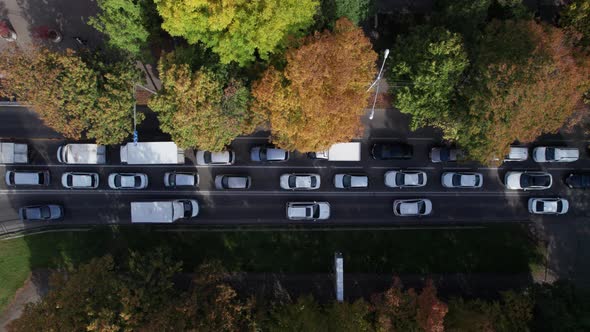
[458, 20, 590, 163]
[561, 0, 590, 51]
[148, 52, 252, 151]
[154, 0, 318, 66]
[0, 47, 141, 145]
[388, 25, 468, 132]
[88, 0, 157, 58]
[251, 18, 377, 152]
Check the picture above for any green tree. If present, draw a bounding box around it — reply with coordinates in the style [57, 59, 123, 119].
[148, 52, 252, 151]
[266, 295, 327, 332]
[154, 0, 319, 66]
[561, 0, 590, 51]
[388, 25, 468, 132]
[88, 0, 155, 58]
[251, 18, 377, 152]
[335, 0, 372, 25]
[433, 0, 491, 43]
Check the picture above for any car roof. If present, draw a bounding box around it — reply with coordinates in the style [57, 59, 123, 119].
[266, 148, 287, 160]
[211, 151, 231, 162]
[14, 172, 40, 185]
[350, 175, 368, 187]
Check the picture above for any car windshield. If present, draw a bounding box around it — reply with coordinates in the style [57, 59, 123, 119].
[259, 149, 267, 160]
[556, 201, 563, 212]
[169, 174, 176, 186]
[545, 148, 555, 161]
[396, 173, 405, 185]
[452, 174, 462, 186]
[288, 176, 296, 188]
[36, 173, 43, 184]
[40, 206, 50, 219]
[182, 201, 191, 218]
[134, 176, 141, 187]
[439, 149, 450, 161]
[67, 175, 73, 187]
[342, 175, 351, 188]
[310, 177, 317, 187]
[222, 177, 229, 188]
[312, 204, 320, 218]
[114, 175, 122, 187]
[535, 201, 544, 211]
[417, 201, 425, 214]
[203, 152, 212, 164]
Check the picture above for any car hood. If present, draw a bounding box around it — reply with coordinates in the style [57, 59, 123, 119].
[505, 173, 522, 189]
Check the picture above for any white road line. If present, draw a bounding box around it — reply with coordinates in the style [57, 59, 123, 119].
[0, 189, 531, 196]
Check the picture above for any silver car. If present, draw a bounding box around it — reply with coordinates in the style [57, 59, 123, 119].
[164, 172, 199, 188]
[61, 172, 99, 189]
[280, 173, 320, 190]
[251, 146, 289, 162]
[286, 202, 330, 220]
[384, 170, 427, 188]
[528, 198, 569, 215]
[215, 175, 251, 189]
[441, 172, 483, 188]
[393, 199, 432, 216]
[5, 170, 50, 186]
[196, 150, 235, 165]
[533, 147, 579, 162]
[334, 174, 368, 189]
[19, 205, 63, 221]
[108, 173, 148, 189]
[430, 147, 463, 163]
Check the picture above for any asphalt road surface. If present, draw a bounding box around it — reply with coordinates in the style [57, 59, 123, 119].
[1, 106, 590, 228]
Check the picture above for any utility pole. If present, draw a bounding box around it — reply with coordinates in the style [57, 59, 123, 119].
[367, 49, 390, 121]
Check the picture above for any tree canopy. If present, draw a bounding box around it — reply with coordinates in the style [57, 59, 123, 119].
[388, 25, 468, 132]
[251, 18, 377, 152]
[0, 47, 141, 145]
[88, 0, 154, 58]
[148, 52, 252, 151]
[561, 0, 590, 52]
[154, 0, 319, 66]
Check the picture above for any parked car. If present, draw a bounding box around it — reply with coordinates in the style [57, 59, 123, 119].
[108, 173, 148, 189]
[384, 170, 427, 188]
[565, 173, 590, 189]
[430, 147, 463, 163]
[528, 198, 569, 215]
[215, 175, 251, 189]
[393, 199, 432, 217]
[251, 146, 289, 162]
[19, 205, 63, 221]
[286, 202, 330, 220]
[61, 172, 99, 189]
[196, 149, 235, 165]
[441, 172, 483, 188]
[5, 170, 50, 186]
[504, 146, 528, 162]
[533, 147, 579, 162]
[334, 174, 368, 189]
[371, 143, 413, 160]
[280, 173, 320, 190]
[164, 172, 199, 188]
[504, 171, 552, 190]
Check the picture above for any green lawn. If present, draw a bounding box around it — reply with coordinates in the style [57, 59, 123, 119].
[0, 224, 544, 312]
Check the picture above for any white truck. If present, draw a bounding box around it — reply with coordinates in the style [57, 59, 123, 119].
[120, 142, 185, 164]
[57, 144, 106, 164]
[308, 142, 361, 161]
[131, 200, 199, 223]
[0, 142, 28, 164]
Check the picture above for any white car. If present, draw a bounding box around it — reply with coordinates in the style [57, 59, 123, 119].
[504, 171, 552, 190]
[393, 199, 432, 216]
[504, 146, 528, 161]
[108, 173, 148, 189]
[286, 202, 330, 220]
[251, 146, 289, 162]
[384, 170, 427, 188]
[280, 173, 320, 190]
[533, 147, 579, 162]
[334, 174, 368, 189]
[164, 172, 198, 188]
[196, 150, 235, 165]
[528, 198, 569, 215]
[215, 175, 251, 189]
[61, 172, 99, 189]
[441, 172, 483, 188]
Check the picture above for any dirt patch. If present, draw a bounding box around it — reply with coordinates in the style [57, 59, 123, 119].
[0, 269, 51, 331]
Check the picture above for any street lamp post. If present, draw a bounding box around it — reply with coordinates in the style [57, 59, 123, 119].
[367, 49, 390, 120]
[133, 83, 157, 145]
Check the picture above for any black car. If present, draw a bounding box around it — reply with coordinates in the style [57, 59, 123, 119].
[565, 173, 590, 189]
[371, 143, 413, 160]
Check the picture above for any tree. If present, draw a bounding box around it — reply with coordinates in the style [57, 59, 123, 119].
[154, 0, 319, 66]
[88, 0, 155, 58]
[387, 25, 468, 132]
[458, 20, 590, 163]
[530, 281, 590, 332]
[148, 52, 252, 151]
[251, 18, 377, 152]
[334, 0, 373, 25]
[561, 0, 590, 51]
[266, 295, 327, 332]
[0, 46, 142, 145]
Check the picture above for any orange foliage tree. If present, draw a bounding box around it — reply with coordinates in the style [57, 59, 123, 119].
[251, 18, 377, 152]
[459, 20, 590, 163]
